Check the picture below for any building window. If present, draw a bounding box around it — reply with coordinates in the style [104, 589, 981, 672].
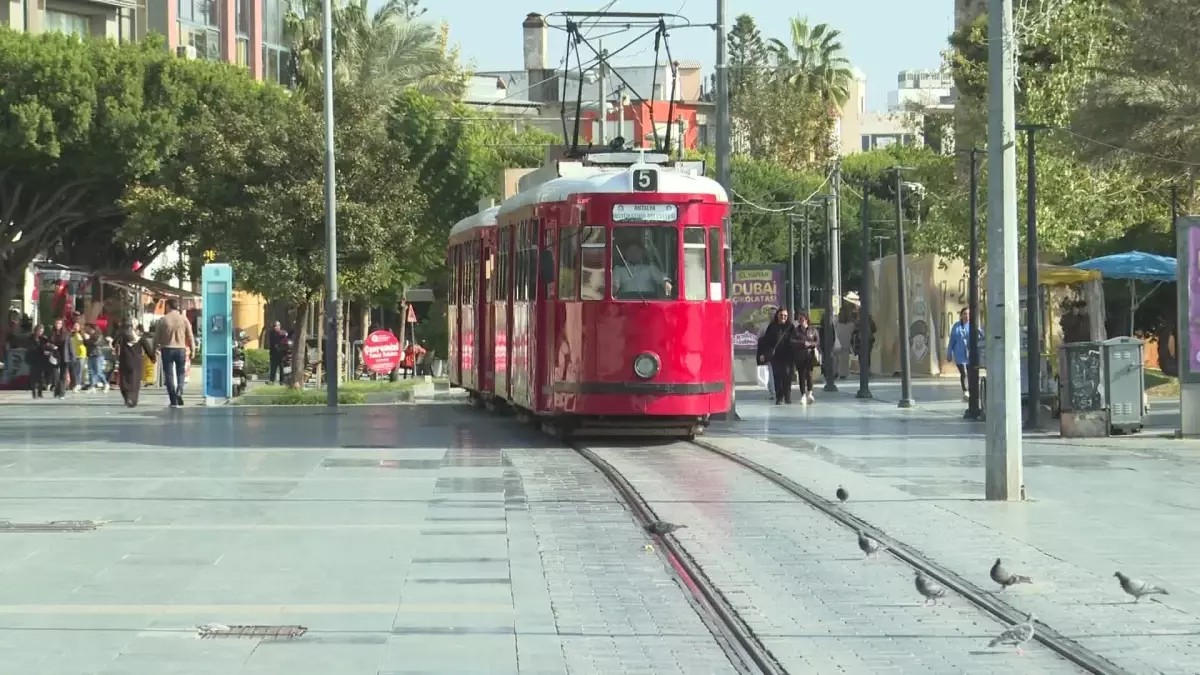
[262, 0, 291, 84]
[179, 0, 221, 60]
[236, 38, 250, 66]
[236, 0, 250, 34]
[45, 10, 91, 38]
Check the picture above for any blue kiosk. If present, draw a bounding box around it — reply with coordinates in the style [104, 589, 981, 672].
[202, 263, 234, 404]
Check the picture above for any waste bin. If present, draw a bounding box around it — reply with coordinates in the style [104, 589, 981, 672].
[1102, 336, 1146, 434]
[1058, 341, 1105, 437]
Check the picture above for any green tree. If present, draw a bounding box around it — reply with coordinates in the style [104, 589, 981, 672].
[727, 14, 772, 108]
[1070, 0, 1200, 204]
[770, 17, 856, 109]
[0, 31, 237, 345]
[946, 0, 1170, 260]
[285, 0, 463, 113]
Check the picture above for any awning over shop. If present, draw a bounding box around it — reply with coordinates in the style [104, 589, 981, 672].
[94, 270, 201, 310]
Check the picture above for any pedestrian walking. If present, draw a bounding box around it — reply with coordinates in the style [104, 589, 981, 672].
[25, 324, 51, 399]
[946, 308, 981, 401]
[153, 298, 196, 408]
[116, 323, 155, 407]
[84, 324, 108, 392]
[757, 308, 797, 405]
[48, 318, 72, 399]
[795, 313, 821, 404]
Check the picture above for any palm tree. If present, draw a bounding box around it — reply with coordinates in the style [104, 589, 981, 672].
[285, 0, 463, 112]
[769, 17, 855, 109]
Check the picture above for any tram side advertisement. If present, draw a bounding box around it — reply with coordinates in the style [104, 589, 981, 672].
[731, 264, 785, 355]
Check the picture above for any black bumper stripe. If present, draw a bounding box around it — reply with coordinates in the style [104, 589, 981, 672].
[551, 381, 727, 395]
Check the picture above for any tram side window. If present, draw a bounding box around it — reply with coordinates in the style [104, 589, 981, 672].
[513, 224, 524, 302]
[557, 226, 578, 300]
[683, 227, 708, 301]
[527, 220, 539, 300]
[499, 233, 509, 301]
[612, 226, 678, 300]
[452, 246, 460, 305]
[579, 226, 607, 301]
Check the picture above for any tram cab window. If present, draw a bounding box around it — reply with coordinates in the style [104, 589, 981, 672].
[683, 227, 708, 301]
[708, 228, 722, 300]
[612, 227, 677, 300]
[579, 226, 607, 301]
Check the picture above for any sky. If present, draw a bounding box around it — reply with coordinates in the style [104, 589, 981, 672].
[423, 0, 955, 112]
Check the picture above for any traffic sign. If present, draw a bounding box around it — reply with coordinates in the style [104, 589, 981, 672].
[361, 330, 402, 374]
[406, 305, 417, 323]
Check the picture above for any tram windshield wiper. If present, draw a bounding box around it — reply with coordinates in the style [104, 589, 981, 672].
[613, 243, 649, 306]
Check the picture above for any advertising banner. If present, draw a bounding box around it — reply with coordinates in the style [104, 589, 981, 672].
[731, 264, 785, 355]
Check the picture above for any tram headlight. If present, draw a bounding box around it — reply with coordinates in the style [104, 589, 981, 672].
[632, 352, 660, 380]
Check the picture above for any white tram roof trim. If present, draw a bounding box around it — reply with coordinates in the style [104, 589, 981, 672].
[498, 164, 728, 219]
[448, 205, 500, 239]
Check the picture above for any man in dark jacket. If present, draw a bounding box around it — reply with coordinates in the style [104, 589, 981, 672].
[266, 321, 288, 384]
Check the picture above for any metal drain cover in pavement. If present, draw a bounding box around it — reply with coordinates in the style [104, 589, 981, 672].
[197, 624, 307, 639]
[0, 520, 99, 532]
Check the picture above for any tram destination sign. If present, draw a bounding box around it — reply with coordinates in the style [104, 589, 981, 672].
[612, 203, 678, 223]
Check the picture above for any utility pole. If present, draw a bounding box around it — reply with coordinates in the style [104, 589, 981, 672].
[321, 0, 339, 408]
[802, 207, 812, 313]
[714, 0, 736, 420]
[823, 194, 838, 392]
[965, 148, 984, 420]
[856, 182, 872, 400]
[597, 42, 607, 145]
[1171, 183, 1180, 240]
[892, 166, 915, 408]
[986, 0, 1023, 501]
[1017, 123, 1049, 429]
[831, 159, 843, 310]
[787, 214, 796, 316]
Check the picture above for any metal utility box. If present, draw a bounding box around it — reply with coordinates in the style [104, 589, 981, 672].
[1102, 337, 1146, 434]
[1057, 341, 1106, 437]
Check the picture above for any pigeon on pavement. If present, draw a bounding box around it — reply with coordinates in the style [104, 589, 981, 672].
[645, 521, 687, 536]
[914, 571, 947, 605]
[836, 486, 849, 502]
[988, 613, 1037, 655]
[990, 558, 1033, 590]
[857, 530, 883, 558]
[1114, 571, 1168, 602]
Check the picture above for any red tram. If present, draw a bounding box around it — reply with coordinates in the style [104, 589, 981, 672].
[447, 151, 731, 437]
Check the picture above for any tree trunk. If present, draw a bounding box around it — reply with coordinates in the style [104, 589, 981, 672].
[290, 299, 311, 389]
[0, 273, 17, 356]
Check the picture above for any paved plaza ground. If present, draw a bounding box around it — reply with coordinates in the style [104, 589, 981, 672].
[711, 376, 1200, 674]
[0, 376, 1195, 673]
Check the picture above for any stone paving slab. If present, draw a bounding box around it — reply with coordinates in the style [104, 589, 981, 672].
[0, 404, 737, 675]
[707, 390, 1200, 674]
[592, 444, 1086, 675]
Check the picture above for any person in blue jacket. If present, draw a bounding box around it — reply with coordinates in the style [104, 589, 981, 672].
[946, 308, 982, 401]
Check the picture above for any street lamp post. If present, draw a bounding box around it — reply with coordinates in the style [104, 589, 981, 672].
[965, 148, 985, 420]
[892, 167, 917, 408]
[822, 194, 838, 393]
[321, 0, 339, 408]
[787, 214, 796, 316]
[1017, 123, 1049, 429]
[856, 182, 872, 400]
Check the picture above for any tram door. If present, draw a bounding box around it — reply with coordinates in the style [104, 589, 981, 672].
[539, 223, 556, 410]
[479, 241, 495, 395]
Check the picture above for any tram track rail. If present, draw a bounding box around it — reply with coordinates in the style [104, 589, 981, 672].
[686, 438, 1133, 675]
[569, 442, 787, 675]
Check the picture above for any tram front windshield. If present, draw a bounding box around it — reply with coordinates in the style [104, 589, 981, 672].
[612, 227, 678, 300]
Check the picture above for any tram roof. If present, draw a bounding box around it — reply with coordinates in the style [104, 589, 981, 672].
[496, 164, 728, 220]
[448, 205, 500, 239]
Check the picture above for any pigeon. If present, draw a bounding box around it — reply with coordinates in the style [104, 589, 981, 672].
[857, 530, 883, 558]
[645, 521, 687, 536]
[990, 558, 1033, 590]
[1114, 571, 1168, 602]
[914, 571, 947, 605]
[988, 613, 1037, 655]
[835, 486, 849, 502]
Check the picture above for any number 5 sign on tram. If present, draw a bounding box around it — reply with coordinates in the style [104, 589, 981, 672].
[632, 169, 658, 192]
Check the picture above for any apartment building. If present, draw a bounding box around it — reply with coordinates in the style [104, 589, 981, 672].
[0, 0, 290, 83]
